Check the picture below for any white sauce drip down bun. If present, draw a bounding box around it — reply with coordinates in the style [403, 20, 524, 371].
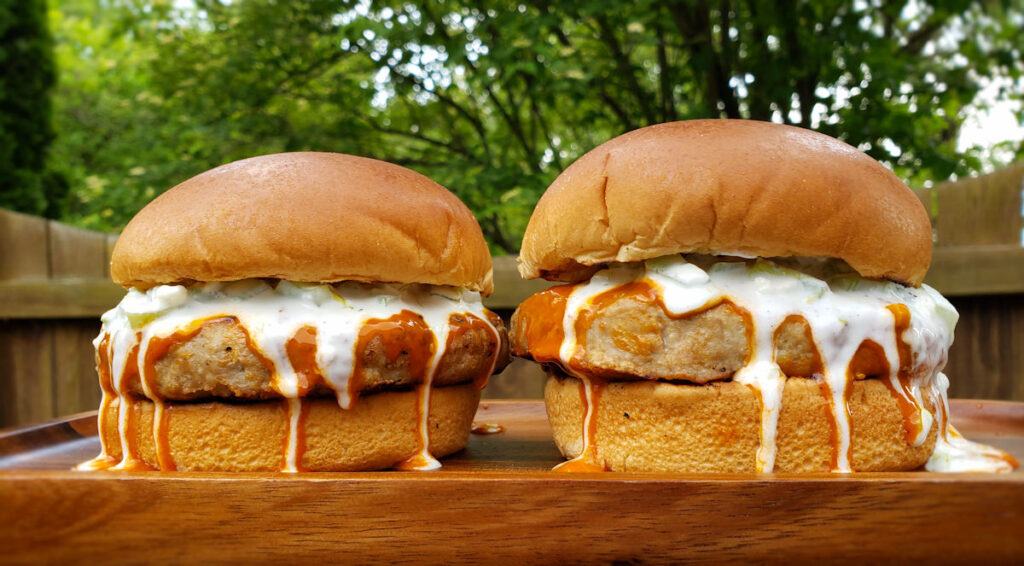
[549, 256, 1011, 472]
[514, 120, 1016, 473]
[80, 281, 499, 472]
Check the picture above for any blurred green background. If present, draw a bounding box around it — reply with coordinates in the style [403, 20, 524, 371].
[2, 0, 1023, 253]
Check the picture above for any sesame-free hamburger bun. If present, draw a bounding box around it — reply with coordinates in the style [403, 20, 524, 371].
[113, 152, 494, 294]
[518, 119, 931, 286]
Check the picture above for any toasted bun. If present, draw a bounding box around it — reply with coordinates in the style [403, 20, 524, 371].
[545, 375, 937, 472]
[99, 384, 480, 472]
[112, 152, 493, 294]
[519, 120, 932, 286]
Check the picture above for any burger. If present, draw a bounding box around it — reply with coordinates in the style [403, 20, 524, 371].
[78, 152, 509, 472]
[511, 120, 1016, 473]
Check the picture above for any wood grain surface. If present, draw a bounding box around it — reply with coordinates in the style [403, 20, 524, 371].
[1, 400, 1022, 564]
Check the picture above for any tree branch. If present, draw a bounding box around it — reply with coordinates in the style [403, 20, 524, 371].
[666, 1, 740, 118]
[594, 13, 658, 125]
[654, 18, 677, 122]
[484, 213, 516, 255]
[777, 0, 815, 127]
[383, 60, 494, 161]
[901, 14, 949, 55]
[367, 122, 483, 164]
[742, 0, 774, 120]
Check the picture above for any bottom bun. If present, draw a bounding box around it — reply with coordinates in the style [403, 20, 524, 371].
[545, 375, 937, 472]
[100, 383, 481, 471]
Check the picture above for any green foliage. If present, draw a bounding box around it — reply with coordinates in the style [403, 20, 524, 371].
[0, 0, 58, 217]
[44, 0, 1024, 251]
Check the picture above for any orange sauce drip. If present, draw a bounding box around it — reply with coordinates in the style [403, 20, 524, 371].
[280, 325, 324, 471]
[880, 303, 925, 443]
[285, 325, 325, 396]
[355, 311, 437, 469]
[395, 451, 437, 471]
[235, 322, 279, 383]
[97, 334, 114, 396]
[1002, 451, 1021, 469]
[116, 397, 156, 471]
[576, 280, 726, 327]
[818, 372, 853, 472]
[282, 398, 309, 472]
[141, 316, 240, 471]
[573, 280, 733, 376]
[352, 310, 436, 403]
[553, 377, 608, 472]
[514, 284, 574, 363]
[470, 422, 505, 435]
[86, 334, 119, 470]
[574, 282, 660, 363]
[115, 340, 156, 471]
[153, 402, 173, 471]
[537, 281, 727, 472]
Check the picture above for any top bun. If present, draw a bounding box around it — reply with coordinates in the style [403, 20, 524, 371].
[518, 120, 932, 286]
[112, 152, 494, 294]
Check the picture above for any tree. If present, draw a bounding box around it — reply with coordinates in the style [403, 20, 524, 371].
[48, 1, 1024, 251]
[0, 0, 58, 217]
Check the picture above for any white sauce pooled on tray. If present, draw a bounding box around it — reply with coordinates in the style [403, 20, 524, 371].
[78, 280, 499, 472]
[553, 255, 1012, 473]
[925, 373, 1016, 472]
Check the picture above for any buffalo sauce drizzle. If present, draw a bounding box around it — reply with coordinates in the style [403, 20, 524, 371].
[82, 283, 504, 473]
[535, 259, 958, 473]
[552, 376, 607, 472]
[110, 340, 155, 471]
[476, 311, 506, 390]
[352, 310, 439, 471]
[471, 422, 506, 435]
[817, 370, 853, 471]
[140, 319, 236, 471]
[515, 284, 573, 363]
[76, 335, 120, 470]
[881, 304, 927, 444]
[281, 325, 323, 472]
[551, 280, 731, 472]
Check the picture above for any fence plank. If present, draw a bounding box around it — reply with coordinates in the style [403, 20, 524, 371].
[945, 294, 1024, 401]
[0, 321, 55, 428]
[53, 321, 102, 418]
[48, 221, 108, 278]
[0, 209, 49, 280]
[925, 245, 1024, 296]
[932, 162, 1024, 246]
[0, 280, 125, 318]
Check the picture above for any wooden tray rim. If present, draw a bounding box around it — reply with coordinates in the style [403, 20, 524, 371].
[1, 399, 1021, 484]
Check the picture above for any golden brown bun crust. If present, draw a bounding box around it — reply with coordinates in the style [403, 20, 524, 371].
[545, 375, 937, 472]
[112, 152, 494, 294]
[100, 384, 480, 471]
[519, 120, 932, 286]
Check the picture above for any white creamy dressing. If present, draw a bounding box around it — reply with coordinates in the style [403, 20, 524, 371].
[550, 267, 635, 471]
[79, 280, 499, 472]
[555, 254, 1012, 473]
[926, 373, 1016, 472]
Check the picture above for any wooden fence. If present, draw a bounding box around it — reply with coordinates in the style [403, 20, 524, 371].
[2, 162, 1023, 427]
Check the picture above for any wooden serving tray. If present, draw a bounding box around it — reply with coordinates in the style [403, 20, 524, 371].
[1, 400, 1022, 564]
